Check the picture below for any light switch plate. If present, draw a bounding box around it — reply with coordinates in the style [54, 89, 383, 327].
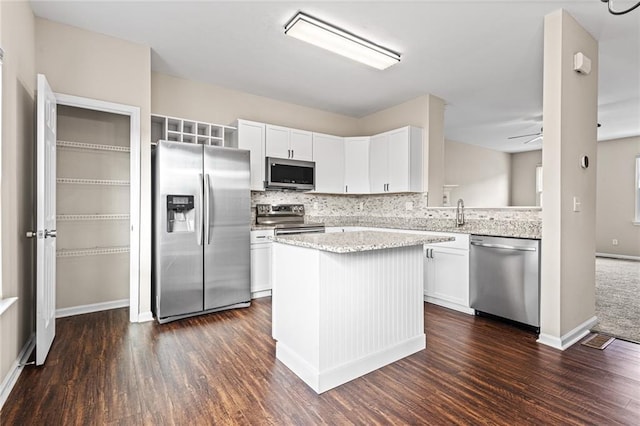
[573, 196, 581, 212]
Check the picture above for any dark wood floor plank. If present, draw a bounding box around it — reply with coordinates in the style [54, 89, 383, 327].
[2, 299, 639, 425]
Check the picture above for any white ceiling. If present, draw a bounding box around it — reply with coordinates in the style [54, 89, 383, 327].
[29, 1, 640, 153]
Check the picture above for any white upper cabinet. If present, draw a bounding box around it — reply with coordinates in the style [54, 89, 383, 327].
[312, 133, 345, 193]
[369, 133, 388, 193]
[387, 127, 412, 191]
[265, 125, 289, 158]
[229, 118, 424, 194]
[344, 137, 370, 194]
[234, 119, 266, 191]
[369, 126, 423, 193]
[289, 129, 313, 161]
[265, 124, 313, 161]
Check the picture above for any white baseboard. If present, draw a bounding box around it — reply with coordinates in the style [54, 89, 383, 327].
[596, 252, 640, 261]
[276, 334, 426, 394]
[137, 311, 154, 323]
[56, 299, 129, 318]
[424, 296, 475, 315]
[251, 289, 272, 299]
[0, 333, 35, 410]
[537, 315, 598, 350]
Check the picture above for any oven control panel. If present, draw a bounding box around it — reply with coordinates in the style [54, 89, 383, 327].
[256, 204, 305, 216]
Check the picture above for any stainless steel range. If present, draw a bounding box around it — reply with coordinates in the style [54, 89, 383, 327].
[256, 204, 325, 235]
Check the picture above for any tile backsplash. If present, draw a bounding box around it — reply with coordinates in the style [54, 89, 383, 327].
[251, 191, 541, 222]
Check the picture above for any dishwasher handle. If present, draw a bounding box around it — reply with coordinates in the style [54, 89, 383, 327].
[470, 241, 536, 252]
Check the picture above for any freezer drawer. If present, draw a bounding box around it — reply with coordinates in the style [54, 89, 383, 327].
[469, 235, 540, 328]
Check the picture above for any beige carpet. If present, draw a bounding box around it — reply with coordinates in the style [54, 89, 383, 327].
[591, 257, 640, 343]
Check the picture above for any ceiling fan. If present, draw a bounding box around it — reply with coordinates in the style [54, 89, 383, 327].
[508, 128, 543, 145]
[508, 123, 601, 145]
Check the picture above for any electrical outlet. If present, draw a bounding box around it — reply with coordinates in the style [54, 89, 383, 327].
[405, 202, 414, 211]
[572, 196, 581, 212]
[612, 239, 619, 246]
[359, 202, 364, 211]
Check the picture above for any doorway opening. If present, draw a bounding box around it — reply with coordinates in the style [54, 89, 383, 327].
[54, 94, 141, 322]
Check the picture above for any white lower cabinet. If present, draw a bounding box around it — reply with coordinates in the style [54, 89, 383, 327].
[423, 233, 473, 314]
[250, 230, 273, 298]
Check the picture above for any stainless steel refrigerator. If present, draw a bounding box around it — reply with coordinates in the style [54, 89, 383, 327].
[152, 140, 251, 323]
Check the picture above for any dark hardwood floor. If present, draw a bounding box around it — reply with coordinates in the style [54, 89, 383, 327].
[2, 298, 639, 425]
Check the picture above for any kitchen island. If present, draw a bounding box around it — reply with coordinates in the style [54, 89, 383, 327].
[271, 231, 453, 393]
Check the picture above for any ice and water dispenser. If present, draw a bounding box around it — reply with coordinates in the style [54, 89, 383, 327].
[166, 195, 195, 233]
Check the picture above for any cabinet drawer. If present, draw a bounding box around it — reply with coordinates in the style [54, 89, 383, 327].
[251, 229, 274, 243]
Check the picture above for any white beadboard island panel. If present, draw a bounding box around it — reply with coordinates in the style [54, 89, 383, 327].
[272, 241, 425, 394]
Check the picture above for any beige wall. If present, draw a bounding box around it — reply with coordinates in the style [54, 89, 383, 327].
[36, 19, 152, 316]
[596, 136, 640, 257]
[0, 0, 36, 395]
[359, 94, 446, 206]
[511, 142, 640, 257]
[511, 150, 542, 206]
[152, 73, 361, 136]
[445, 140, 511, 207]
[540, 9, 598, 344]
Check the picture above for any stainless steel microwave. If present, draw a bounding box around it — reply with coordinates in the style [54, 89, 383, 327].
[265, 157, 315, 191]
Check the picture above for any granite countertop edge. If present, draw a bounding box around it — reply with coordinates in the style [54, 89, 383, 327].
[272, 231, 454, 254]
[253, 220, 541, 240]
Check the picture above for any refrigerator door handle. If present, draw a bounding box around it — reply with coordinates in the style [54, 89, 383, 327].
[205, 173, 212, 245]
[197, 173, 204, 246]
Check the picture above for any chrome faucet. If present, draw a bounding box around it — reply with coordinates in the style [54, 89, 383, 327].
[456, 199, 465, 227]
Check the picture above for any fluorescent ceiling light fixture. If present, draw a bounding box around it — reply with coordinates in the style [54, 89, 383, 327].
[284, 12, 401, 70]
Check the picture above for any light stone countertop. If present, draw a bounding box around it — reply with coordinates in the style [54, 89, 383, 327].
[272, 230, 454, 253]
[252, 217, 541, 239]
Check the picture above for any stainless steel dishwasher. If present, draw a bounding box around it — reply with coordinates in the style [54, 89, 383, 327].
[469, 235, 540, 329]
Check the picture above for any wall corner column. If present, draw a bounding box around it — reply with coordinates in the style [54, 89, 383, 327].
[538, 9, 598, 350]
[425, 94, 445, 206]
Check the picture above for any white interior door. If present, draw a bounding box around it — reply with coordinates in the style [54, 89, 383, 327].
[36, 74, 57, 365]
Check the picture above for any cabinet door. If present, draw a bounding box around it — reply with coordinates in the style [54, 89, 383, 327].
[250, 243, 272, 293]
[387, 127, 410, 192]
[265, 125, 290, 158]
[344, 137, 370, 194]
[237, 120, 266, 191]
[368, 133, 388, 193]
[290, 129, 313, 161]
[424, 246, 469, 308]
[312, 133, 345, 193]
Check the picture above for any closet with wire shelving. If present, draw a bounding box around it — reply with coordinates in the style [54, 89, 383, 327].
[55, 105, 130, 314]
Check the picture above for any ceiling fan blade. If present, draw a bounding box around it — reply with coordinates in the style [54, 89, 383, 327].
[524, 135, 543, 144]
[507, 132, 542, 140]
